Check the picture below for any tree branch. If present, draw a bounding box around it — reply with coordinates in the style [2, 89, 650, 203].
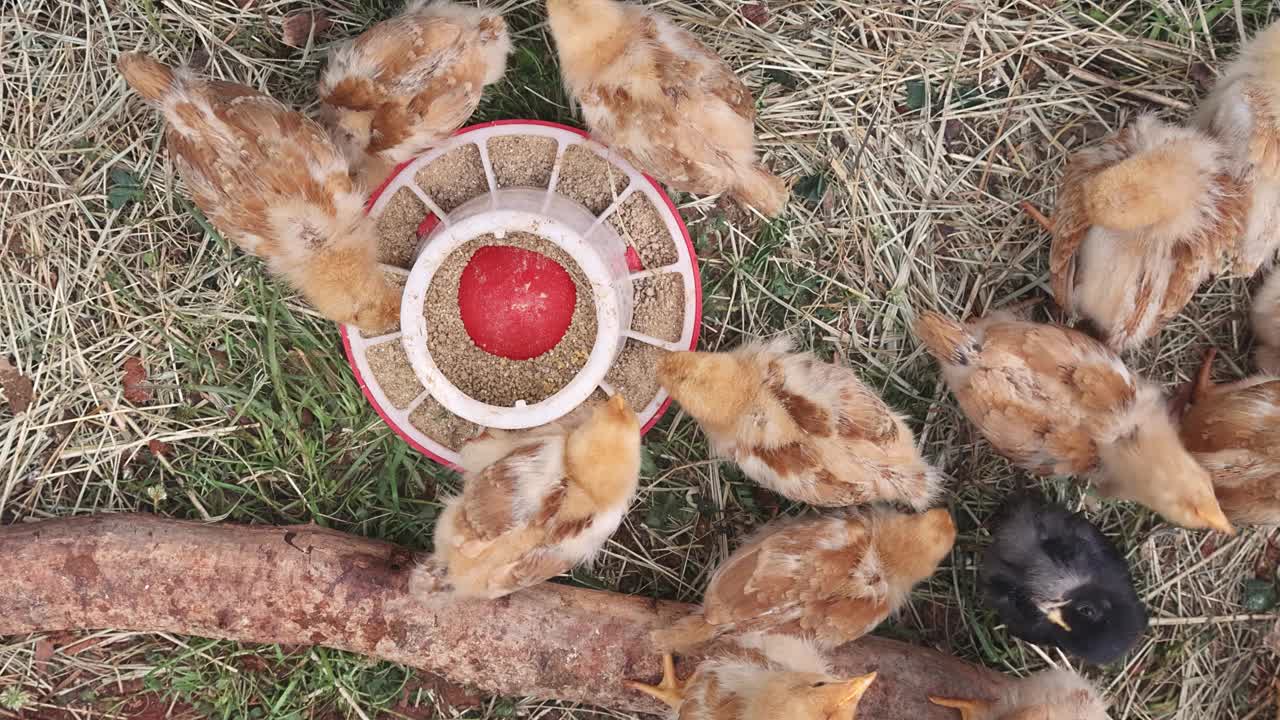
[0, 514, 1009, 715]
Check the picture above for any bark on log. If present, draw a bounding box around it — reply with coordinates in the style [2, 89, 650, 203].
[0, 514, 1010, 715]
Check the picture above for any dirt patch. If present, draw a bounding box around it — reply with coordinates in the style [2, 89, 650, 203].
[376, 188, 428, 268]
[1, 356, 34, 414]
[424, 231, 596, 407]
[409, 393, 483, 451]
[555, 144, 630, 214]
[415, 143, 488, 212]
[605, 340, 663, 411]
[488, 135, 559, 189]
[365, 340, 423, 410]
[632, 273, 685, 343]
[608, 192, 679, 268]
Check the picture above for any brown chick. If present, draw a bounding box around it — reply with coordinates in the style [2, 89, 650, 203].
[318, 0, 510, 188]
[1178, 348, 1280, 526]
[654, 507, 955, 651]
[116, 53, 401, 333]
[930, 668, 1108, 720]
[657, 338, 942, 509]
[420, 394, 640, 599]
[546, 0, 786, 216]
[1050, 115, 1245, 351]
[1253, 269, 1280, 374]
[914, 311, 1233, 534]
[1194, 20, 1280, 275]
[627, 633, 877, 720]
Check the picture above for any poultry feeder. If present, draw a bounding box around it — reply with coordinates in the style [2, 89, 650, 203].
[341, 120, 701, 467]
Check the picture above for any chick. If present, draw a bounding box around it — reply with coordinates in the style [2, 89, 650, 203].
[546, 0, 786, 216]
[654, 507, 955, 651]
[627, 633, 877, 720]
[1050, 115, 1244, 351]
[930, 668, 1108, 720]
[1253, 270, 1280, 374]
[422, 394, 640, 599]
[1178, 348, 1280, 526]
[116, 53, 400, 333]
[981, 492, 1147, 665]
[1194, 20, 1280, 275]
[318, 0, 510, 188]
[914, 311, 1233, 533]
[657, 338, 942, 509]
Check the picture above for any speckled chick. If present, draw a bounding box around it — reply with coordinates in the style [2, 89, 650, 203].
[1050, 115, 1244, 351]
[914, 311, 1232, 534]
[627, 633, 877, 720]
[654, 507, 955, 651]
[319, 0, 510, 187]
[1194, 20, 1280, 274]
[1179, 348, 1280, 526]
[930, 669, 1108, 720]
[657, 338, 943, 509]
[546, 0, 786, 216]
[1252, 269, 1280, 374]
[117, 52, 401, 333]
[422, 394, 640, 599]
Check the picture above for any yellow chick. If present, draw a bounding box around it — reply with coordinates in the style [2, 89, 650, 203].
[1194, 20, 1280, 275]
[930, 668, 1108, 720]
[654, 507, 955, 651]
[420, 395, 640, 599]
[1253, 270, 1280, 374]
[657, 338, 942, 509]
[914, 311, 1233, 534]
[116, 53, 401, 333]
[318, 0, 510, 188]
[627, 633, 877, 720]
[1050, 115, 1244, 351]
[1179, 348, 1280, 526]
[545, 0, 786, 216]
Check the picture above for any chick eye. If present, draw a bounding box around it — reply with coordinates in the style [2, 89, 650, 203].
[1078, 604, 1099, 621]
[811, 681, 827, 688]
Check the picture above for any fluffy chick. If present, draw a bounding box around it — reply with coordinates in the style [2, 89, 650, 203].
[657, 338, 942, 509]
[1194, 20, 1280, 275]
[982, 492, 1147, 665]
[627, 633, 877, 720]
[546, 0, 786, 216]
[116, 53, 401, 333]
[914, 311, 1232, 533]
[1179, 348, 1280, 526]
[1050, 115, 1244, 351]
[318, 0, 510, 188]
[1253, 270, 1280, 374]
[654, 507, 955, 651]
[421, 395, 640, 599]
[930, 668, 1108, 720]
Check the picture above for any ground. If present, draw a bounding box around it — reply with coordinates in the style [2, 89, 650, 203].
[2, 0, 1279, 717]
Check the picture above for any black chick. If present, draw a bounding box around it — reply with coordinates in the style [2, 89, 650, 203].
[981, 491, 1147, 665]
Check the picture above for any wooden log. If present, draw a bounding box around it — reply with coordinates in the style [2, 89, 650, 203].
[0, 514, 1009, 715]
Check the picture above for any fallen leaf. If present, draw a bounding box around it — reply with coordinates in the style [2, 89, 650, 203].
[740, 3, 769, 25]
[122, 356, 152, 404]
[281, 10, 332, 48]
[147, 438, 172, 457]
[107, 167, 144, 209]
[0, 357, 34, 414]
[33, 639, 55, 669]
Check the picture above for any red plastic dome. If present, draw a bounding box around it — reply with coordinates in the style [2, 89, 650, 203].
[456, 244, 577, 360]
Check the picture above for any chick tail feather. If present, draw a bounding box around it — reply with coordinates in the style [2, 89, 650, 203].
[117, 52, 177, 104]
[731, 165, 788, 217]
[914, 312, 974, 367]
[651, 614, 718, 653]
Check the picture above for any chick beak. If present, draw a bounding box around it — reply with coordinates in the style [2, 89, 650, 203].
[833, 673, 877, 708]
[1038, 601, 1072, 633]
[1197, 505, 1235, 536]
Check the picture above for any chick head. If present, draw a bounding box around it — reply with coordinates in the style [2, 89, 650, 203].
[877, 507, 957, 582]
[656, 350, 756, 432]
[569, 394, 640, 457]
[760, 672, 877, 720]
[1037, 582, 1148, 665]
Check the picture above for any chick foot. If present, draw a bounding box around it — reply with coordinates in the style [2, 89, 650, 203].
[626, 653, 686, 709]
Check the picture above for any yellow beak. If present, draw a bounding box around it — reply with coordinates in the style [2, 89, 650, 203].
[1041, 604, 1072, 633]
[834, 672, 877, 707]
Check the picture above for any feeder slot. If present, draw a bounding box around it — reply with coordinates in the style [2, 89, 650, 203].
[623, 329, 686, 353]
[541, 139, 572, 214]
[405, 389, 432, 416]
[598, 379, 618, 396]
[583, 184, 640, 241]
[627, 265, 682, 282]
[406, 182, 451, 228]
[473, 140, 501, 212]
